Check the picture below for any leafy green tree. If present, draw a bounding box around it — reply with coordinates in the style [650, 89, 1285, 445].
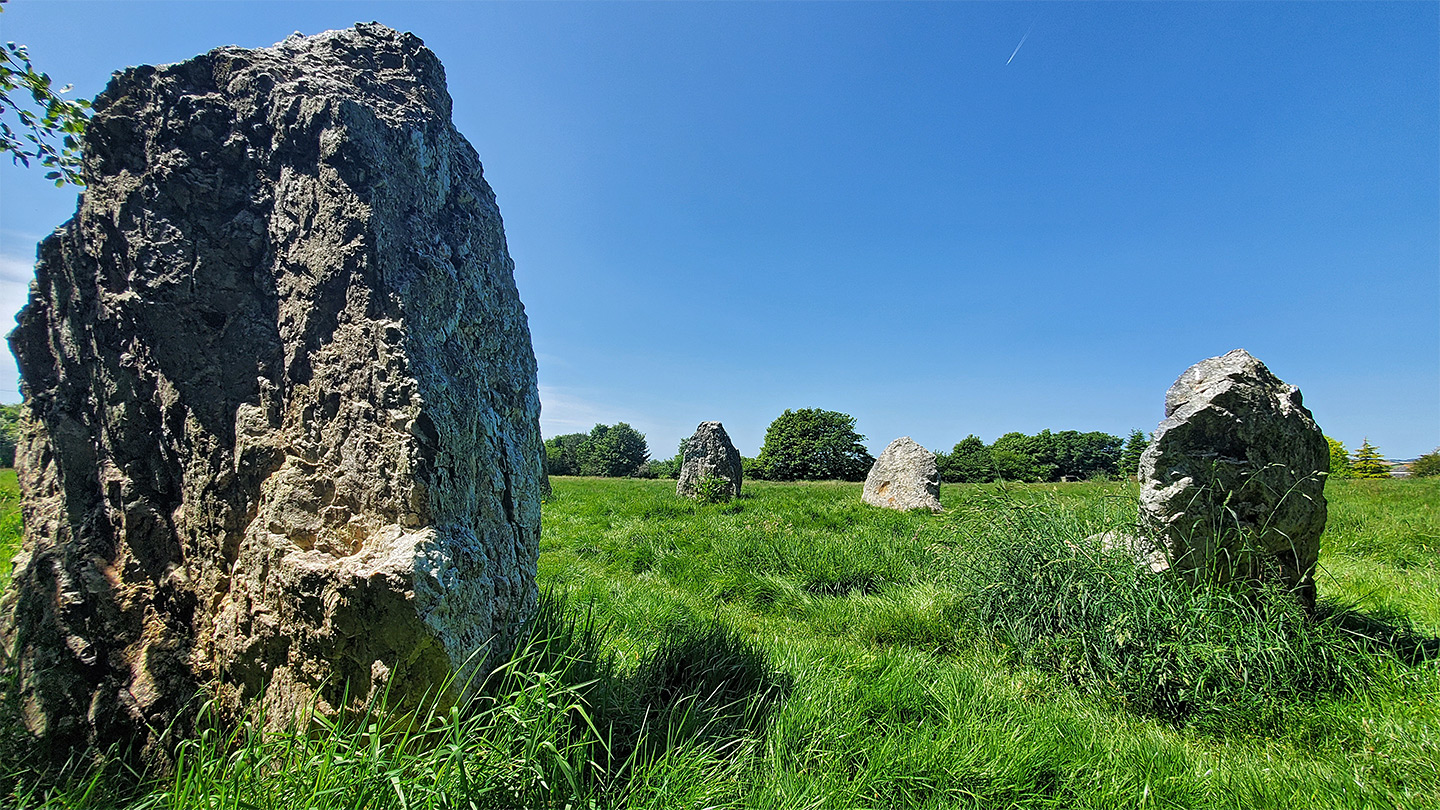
[1325, 436, 1353, 480]
[938, 435, 995, 483]
[0, 403, 19, 467]
[543, 433, 588, 476]
[990, 432, 1051, 482]
[755, 408, 874, 481]
[576, 424, 611, 477]
[1410, 449, 1440, 478]
[1047, 430, 1123, 480]
[579, 422, 649, 478]
[984, 429, 1122, 482]
[1119, 429, 1149, 479]
[1350, 439, 1390, 479]
[0, 0, 90, 186]
[989, 432, 1027, 454]
[991, 448, 1044, 482]
[1011, 430, 1054, 478]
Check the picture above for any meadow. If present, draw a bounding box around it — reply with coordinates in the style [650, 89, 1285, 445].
[1, 473, 1437, 808]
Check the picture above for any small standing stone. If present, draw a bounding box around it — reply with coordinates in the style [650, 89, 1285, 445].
[862, 437, 942, 512]
[676, 421, 743, 499]
[1137, 349, 1327, 606]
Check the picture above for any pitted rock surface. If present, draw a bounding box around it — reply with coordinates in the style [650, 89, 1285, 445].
[862, 437, 942, 512]
[1138, 349, 1326, 605]
[1, 23, 543, 763]
[676, 421, 743, 499]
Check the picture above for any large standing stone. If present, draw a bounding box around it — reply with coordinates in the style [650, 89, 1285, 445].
[676, 421, 743, 499]
[862, 437, 942, 512]
[0, 24, 544, 763]
[1138, 349, 1326, 605]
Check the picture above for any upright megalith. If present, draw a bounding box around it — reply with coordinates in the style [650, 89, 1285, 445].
[0, 24, 544, 762]
[862, 437, 942, 512]
[676, 421, 743, 499]
[1137, 349, 1327, 605]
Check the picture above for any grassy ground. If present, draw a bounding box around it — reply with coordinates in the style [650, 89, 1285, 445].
[534, 477, 1440, 809]
[0, 469, 19, 594]
[2, 473, 1438, 808]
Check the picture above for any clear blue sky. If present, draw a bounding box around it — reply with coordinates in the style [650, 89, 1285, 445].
[1, 1, 1436, 459]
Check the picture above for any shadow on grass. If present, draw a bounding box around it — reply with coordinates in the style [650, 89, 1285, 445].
[1316, 599, 1440, 665]
[515, 591, 792, 783]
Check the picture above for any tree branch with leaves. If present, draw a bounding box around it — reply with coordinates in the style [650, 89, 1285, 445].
[0, 0, 90, 186]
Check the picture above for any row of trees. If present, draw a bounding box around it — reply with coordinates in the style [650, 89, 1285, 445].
[543, 423, 649, 478]
[4, 402, 1435, 482]
[1325, 437, 1390, 479]
[545, 410, 878, 483]
[1326, 437, 1440, 479]
[948, 432, 1440, 483]
[7, 402, 1433, 483]
[542, 411, 1137, 484]
[541, 416, 1440, 484]
[937, 429, 1130, 483]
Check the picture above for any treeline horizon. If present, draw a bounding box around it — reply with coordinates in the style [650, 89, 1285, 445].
[544, 408, 1153, 484]
[1, 400, 1429, 480]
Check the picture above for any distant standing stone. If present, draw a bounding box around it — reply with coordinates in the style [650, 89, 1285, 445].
[1138, 349, 1327, 606]
[863, 437, 942, 512]
[677, 421, 743, 499]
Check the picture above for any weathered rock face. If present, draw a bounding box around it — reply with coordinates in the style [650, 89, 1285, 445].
[862, 437, 942, 512]
[1138, 349, 1326, 605]
[676, 421, 743, 499]
[0, 24, 544, 763]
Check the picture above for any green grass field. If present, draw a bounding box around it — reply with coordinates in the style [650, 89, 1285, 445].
[2, 474, 1438, 808]
[0, 469, 19, 595]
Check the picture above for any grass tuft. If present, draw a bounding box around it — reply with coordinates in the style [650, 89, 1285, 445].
[946, 488, 1435, 732]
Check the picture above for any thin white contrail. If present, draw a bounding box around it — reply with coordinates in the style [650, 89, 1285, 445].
[1006, 25, 1034, 66]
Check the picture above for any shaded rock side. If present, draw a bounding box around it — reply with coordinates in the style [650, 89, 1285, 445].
[862, 437, 942, 512]
[0, 23, 543, 763]
[676, 421, 743, 499]
[1138, 349, 1326, 604]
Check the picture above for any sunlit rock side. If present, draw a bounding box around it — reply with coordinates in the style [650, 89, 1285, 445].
[862, 437, 942, 513]
[1136, 349, 1327, 606]
[677, 421, 743, 499]
[1, 23, 543, 763]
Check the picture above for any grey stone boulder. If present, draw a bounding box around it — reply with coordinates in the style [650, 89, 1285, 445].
[676, 421, 743, 499]
[1, 24, 543, 763]
[862, 437, 942, 512]
[1137, 349, 1326, 605]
